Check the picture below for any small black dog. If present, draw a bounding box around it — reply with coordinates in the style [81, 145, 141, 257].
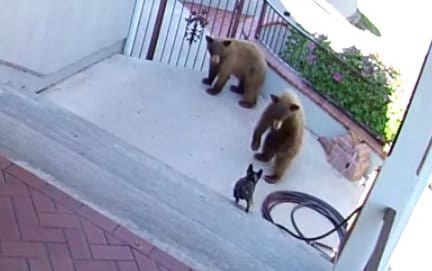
[233, 164, 263, 213]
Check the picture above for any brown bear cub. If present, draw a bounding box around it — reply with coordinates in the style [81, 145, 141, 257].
[233, 164, 263, 213]
[251, 91, 305, 183]
[202, 35, 267, 109]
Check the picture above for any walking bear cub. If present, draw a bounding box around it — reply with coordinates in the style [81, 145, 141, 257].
[251, 91, 305, 183]
[202, 35, 267, 109]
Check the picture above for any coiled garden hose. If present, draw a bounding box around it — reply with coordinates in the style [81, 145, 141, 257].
[261, 191, 362, 262]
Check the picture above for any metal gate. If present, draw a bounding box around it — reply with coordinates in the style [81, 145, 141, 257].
[123, 0, 264, 71]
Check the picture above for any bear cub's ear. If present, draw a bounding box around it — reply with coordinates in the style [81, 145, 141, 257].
[223, 40, 232, 47]
[205, 35, 213, 43]
[270, 94, 279, 103]
[289, 104, 300, 111]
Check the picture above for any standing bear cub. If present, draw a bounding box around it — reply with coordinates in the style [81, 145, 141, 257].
[202, 35, 267, 108]
[251, 91, 305, 183]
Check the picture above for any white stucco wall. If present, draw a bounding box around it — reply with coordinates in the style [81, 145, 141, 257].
[0, 0, 134, 74]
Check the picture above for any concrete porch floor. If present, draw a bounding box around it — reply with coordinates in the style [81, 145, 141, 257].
[41, 54, 363, 249]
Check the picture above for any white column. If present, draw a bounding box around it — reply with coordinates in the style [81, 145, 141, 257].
[334, 42, 432, 271]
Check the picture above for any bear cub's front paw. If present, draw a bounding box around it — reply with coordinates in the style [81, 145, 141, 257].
[238, 100, 255, 109]
[202, 78, 212, 85]
[251, 137, 260, 151]
[230, 85, 244, 94]
[254, 153, 272, 162]
[264, 175, 280, 184]
[206, 88, 220, 96]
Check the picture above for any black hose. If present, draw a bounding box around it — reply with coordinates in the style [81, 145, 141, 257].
[261, 191, 362, 260]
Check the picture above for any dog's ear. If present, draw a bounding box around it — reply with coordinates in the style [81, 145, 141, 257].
[247, 163, 253, 174]
[205, 35, 213, 43]
[256, 169, 263, 180]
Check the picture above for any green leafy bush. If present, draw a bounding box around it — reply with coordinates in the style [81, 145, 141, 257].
[278, 28, 403, 144]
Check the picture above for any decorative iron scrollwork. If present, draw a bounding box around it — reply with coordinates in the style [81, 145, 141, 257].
[184, 9, 209, 46]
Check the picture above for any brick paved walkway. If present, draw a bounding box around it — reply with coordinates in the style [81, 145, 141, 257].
[0, 156, 192, 271]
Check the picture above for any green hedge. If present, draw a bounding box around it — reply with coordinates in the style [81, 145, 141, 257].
[278, 29, 403, 144]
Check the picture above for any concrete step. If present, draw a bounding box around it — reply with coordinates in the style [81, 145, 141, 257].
[0, 85, 331, 271]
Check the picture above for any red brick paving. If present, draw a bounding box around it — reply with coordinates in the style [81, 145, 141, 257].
[0, 156, 193, 271]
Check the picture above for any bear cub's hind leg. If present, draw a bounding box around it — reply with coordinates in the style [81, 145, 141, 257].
[265, 155, 292, 183]
[254, 131, 278, 162]
[230, 79, 244, 94]
[238, 81, 258, 109]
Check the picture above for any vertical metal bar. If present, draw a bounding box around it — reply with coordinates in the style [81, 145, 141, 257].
[146, 0, 168, 60]
[269, 11, 280, 52]
[255, 0, 267, 39]
[199, 0, 222, 70]
[286, 23, 296, 66]
[245, 0, 260, 39]
[176, 0, 195, 66]
[273, 15, 285, 53]
[183, 0, 205, 68]
[168, 0, 188, 64]
[262, 6, 272, 45]
[192, 0, 209, 69]
[139, 0, 157, 58]
[123, 0, 146, 56]
[229, 0, 245, 38]
[241, 0, 253, 38]
[226, 0, 239, 37]
[159, 0, 178, 62]
[209, 0, 222, 34]
[274, 20, 285, 54]
[278, 25, 289, 56]
[217, 0, 231, 36]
